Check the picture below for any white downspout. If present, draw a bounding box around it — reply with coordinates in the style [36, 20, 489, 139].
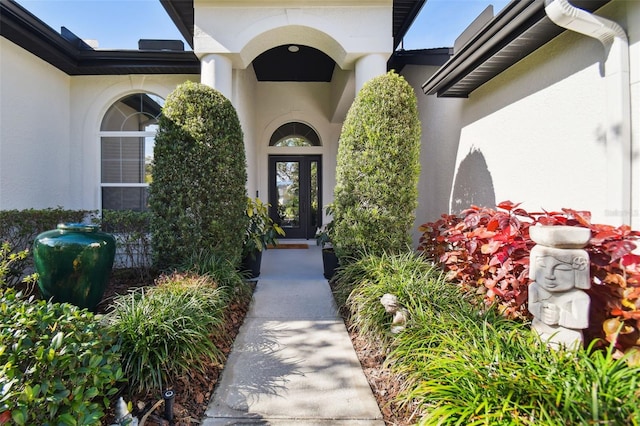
[545, 0, 632, 226]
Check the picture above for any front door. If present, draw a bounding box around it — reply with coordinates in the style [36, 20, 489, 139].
[268, 155, 321, 239]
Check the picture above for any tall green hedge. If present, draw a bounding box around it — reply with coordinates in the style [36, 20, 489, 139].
[333, 71, 421, 261]
[149, 82, 248, 269]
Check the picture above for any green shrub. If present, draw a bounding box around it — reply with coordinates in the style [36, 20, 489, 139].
[0, 243, 37, 292]
[104, 273, 227, 392]
[181, 249, 253, 300]
[99, 209, 152, 280]
[0, 290, 123, 425]
[418, 201, 640, 353]
[389, 304, 640, 425]
[332, 71, 421, 262]
[333, 248, 640, 424]
[0, 208, 96, 288]
[149, 81, 248, 270]
[242, 197, 285, 258]
[334, 252, 457, 345]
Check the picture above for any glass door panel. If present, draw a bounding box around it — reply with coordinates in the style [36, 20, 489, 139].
[269, 155, 322, 239]
[310, 160, 319, 231]
[275, 161, 300, 230]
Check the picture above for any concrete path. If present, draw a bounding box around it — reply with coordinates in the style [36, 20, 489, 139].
[202, 242, 384, 425]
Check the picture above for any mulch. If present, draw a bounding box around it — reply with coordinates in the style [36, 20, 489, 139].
[97, 271, 253, 425]
[98, 271, 408, 425]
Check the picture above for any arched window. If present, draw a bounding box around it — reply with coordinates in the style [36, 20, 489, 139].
[269, 122, 321, 147]
[100, 93, 163, 211]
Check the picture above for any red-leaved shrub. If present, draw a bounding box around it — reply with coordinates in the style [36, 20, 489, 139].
[418, 201, 640, 353]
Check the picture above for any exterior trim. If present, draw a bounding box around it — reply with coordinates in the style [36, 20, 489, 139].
[161, 0, 426, 51]
[1, 0, 200, 76]
[421, 0, 610, 98]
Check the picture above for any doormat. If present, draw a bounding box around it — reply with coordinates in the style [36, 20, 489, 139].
[268, 243, 309, 249]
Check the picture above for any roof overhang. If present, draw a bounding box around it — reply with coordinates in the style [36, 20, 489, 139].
[422, 0, 611, 98]
[1, 0, 200, 75]
[388, 47, 453, 72]
[393, 0, 426, 50]
[2, 0, 424, 79]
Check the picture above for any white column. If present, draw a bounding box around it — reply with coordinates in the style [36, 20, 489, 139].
[200, 54, 233, 100]
[355, 54, 387, 93]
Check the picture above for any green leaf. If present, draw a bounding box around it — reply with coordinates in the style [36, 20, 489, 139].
[57, 413, 77, 426]
[22, 384, 33, 402]
[50, 331, 64, 350]
[85, 387, 99, 399]
[12, 408, 26, 425]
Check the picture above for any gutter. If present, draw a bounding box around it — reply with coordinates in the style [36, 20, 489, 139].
[544, 0, 632, 225]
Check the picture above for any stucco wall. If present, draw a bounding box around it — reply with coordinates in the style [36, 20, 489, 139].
[69, 74, 198, 210]
[233, 67, 258, 198]
[458, 29, 609, 220]
[194, 1, 392, 69]
[0, 38, 197, 211]
[0, 39, 72, 210]
[410, 0, 639, 231]
[627, 0, 640, 228]
[400, 65, 464, 244]
[252, 80, 342, 223]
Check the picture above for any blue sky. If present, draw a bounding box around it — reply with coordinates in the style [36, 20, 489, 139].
[16, 0, 511, 51]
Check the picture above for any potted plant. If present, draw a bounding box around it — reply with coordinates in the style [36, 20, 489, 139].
[315, 205, 339, 280]
[241, 197, 285, 278]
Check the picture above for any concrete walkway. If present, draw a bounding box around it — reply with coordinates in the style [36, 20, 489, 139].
[202, 242, 384, 425]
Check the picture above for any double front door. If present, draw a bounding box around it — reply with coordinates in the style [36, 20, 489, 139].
[268, 155, 321, 239]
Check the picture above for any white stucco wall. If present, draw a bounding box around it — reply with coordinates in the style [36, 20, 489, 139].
[252, 80, 342, 224]
[69, 74, 198, 210]
[400, 65, 464, 243]
[0, 39, 72, 210]
[193, 0, 392, 70]
[412, 0, 639, 230]
[4, 0, 636, 240]
[458, 29, 609, 220]
[626, 0, 640, 228]
[0, 37, 197, 211]
[233, 67, 259, 199]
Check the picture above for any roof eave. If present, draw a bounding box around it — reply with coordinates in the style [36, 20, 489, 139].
[421, 0, 611, 98]
[160, 0, 194, 49]
[393, 0, 427, 50]
[1, 0, 200, 75]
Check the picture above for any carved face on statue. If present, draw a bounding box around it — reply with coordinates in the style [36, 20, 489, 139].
[529, 245, 590, 293]
[534, 254, 588, 292]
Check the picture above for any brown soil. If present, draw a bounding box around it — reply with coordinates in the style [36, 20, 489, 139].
[99, 272, 407, 426]
[98, 270, 253, 425]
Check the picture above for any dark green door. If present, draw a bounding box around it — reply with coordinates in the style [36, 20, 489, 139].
[268, 155, 321, 239]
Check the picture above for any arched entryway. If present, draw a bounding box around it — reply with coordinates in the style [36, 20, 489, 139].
[268, 122, 322, 239]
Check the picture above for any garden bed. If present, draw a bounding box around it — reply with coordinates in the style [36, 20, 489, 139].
[98, 271, 254, 425]
[98, 272, 403, 426]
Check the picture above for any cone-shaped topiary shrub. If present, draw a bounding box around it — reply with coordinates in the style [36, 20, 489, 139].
[333, 71, 421, 262]
[149, 82, 248, 269]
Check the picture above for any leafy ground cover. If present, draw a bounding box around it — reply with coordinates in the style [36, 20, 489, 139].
[97, 271, 253, 425]
[418, 201, 640, 355]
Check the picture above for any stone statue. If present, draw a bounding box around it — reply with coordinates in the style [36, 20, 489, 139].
[110, 397, 139, 426]
[380, 293, 408, 334]
[528, 225, 591, 350]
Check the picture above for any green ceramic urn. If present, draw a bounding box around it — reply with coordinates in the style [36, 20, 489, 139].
[33, 223, 116, 311]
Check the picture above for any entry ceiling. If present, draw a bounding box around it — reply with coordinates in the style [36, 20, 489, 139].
[253, 45, 335, 82]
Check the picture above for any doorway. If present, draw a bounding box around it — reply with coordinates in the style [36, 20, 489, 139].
[268, 155, 321, 239]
